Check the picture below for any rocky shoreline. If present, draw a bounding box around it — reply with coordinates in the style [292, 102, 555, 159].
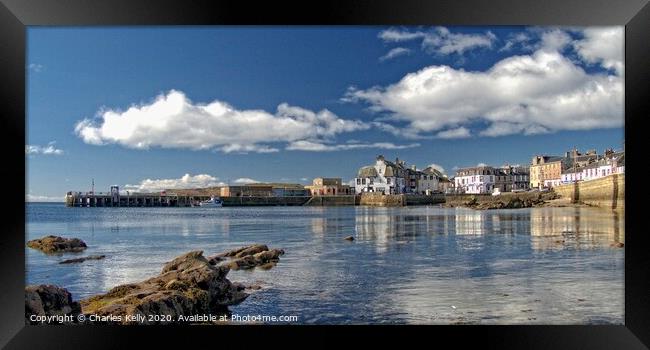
[25, 244, 284, 325]
[442, 192, 569, 210]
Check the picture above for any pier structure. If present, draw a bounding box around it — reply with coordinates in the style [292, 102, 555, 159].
[65, 191, 205, 207]
[65, 185, 209, 207]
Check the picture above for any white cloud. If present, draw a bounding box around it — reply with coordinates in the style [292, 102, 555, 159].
[371, 121, 426, 139]
[379, 47, 412, 61]
[26, 194, 64, 202]
[427, 163, 446, 174]
[379, 27, 497, 55]
[500, 32, 533, 52]
[435, 127, 471, 139]
[25, 141, 64, 155]
[479, 122, 549, 137]
[75, 90, 369, 153]
[300, 177, 309, 182]
[233, 178, 260, 184]
[477, 163, 488, 167]
[539, 29, 572, 52]
[28, 63, 44, 73]
[286, 140, 420, 152]
[124, 173, 225, 192]
[219, 144, 279, 154]
[573, 27, 624, 74]
[346, 30, 623, 138]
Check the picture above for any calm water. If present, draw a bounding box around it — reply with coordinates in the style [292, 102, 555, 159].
[26, 203, 624, 324]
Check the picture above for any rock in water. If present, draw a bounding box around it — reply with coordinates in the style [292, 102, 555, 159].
[25, 285, 81, 324]
[610, 242, 624, 248]
[222, 248, 285, 270]
[344, 236, 355, 241]
[59, 255, 106, 264]
[79, 250, 248, 324]
[210, 244, 269, 259]
[26, 235, 87, 254]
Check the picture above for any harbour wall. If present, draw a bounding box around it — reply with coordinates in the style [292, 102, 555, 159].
[222, 196, 310, 206]
[553, 174, 624, 210]
[359, 193, 445, 207]
[303, 195, 359, 206]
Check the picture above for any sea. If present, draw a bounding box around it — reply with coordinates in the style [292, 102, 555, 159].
[26, 203, 624, 324]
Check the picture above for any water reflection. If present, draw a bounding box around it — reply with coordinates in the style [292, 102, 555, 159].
[455, 211, 485, 235]
[27, 204, 624, 324]
[530, 207, 624, 251]
[354, 207, 426, 252]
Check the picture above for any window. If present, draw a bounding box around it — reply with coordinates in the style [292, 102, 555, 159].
[387, 178, 391, 184]
[362, 179, 366, 185]
[356, 178, 361, 185]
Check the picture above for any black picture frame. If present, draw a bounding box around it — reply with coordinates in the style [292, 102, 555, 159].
[2, 0, 648, 348]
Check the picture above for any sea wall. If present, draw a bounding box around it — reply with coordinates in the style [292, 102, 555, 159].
[303, 195, 358, 206]
[221, 196, 310, 206]
[405, 194, 445, 206]
[554, 174, 624, 210]
[359, 193, 444, 207]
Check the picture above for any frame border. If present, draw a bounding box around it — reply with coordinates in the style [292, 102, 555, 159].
[2, 0, 648, 348]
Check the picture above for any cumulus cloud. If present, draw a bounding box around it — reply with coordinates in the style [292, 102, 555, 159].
[25, 141, 64, 155]
[233, 178, 260, 184]
[479, 122, 549, 137]
[379, 27, 497, 55]
[346, 29, 623, 138]
[75, 90, 369, 153]
[499, 32, 533, 52]
[28, 63, 44, 73]
[379, 47, 412, 61]
[371, 121, 427, 139]
[435, 127, 471, 139]
[573, 27, 624, 74]
[124, 173, 225, 192]
[219, 144, 279, 154]
[26, 194, 64, 202]
[286, 140, 420, 152]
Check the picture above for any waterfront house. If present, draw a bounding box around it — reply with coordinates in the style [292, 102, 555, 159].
[355, 155, 407, 194]
[495, 165, 530, 192]
[439, 176, 454, 193]
[560, 149, 625, 184]
[454, 165, 497, 194]
[404, 165, 438, 194]
[531, 149, 600, 189]
[530, 155, 566, 189]
[305, 178, 354, 196]
[421, 166, 450, 193]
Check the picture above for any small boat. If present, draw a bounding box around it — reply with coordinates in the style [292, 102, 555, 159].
[199, 196, 223, 207]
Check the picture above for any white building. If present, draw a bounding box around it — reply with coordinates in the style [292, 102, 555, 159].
[355, 155, 407, 194]
[454, 166, 497, 194]
[561, 150, 625, 184]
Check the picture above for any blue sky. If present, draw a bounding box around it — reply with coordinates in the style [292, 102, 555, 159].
[26, 26, 624, 201]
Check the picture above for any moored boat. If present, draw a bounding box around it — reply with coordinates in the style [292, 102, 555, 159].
[199, 196, 223, 207]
